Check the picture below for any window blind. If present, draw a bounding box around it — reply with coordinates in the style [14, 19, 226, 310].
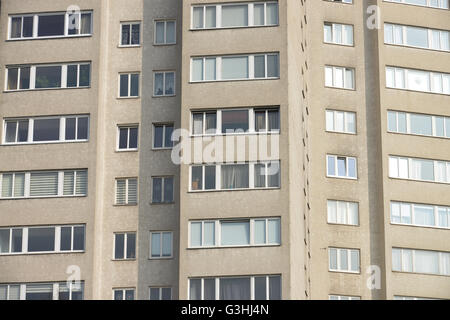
[30, 172, 58, 197]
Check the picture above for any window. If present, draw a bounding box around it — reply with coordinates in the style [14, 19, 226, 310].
[114, 233, 136, 260]
[152, 177, 174, 203]
[190, 218, 281, 248]
[120, 22, 140, 46]
[115, 178, 138, 205]
[386, 67, 450, 95]
[154, 20, 176, 44]
[394, 296, 439, 300]
[3, 115, 89, 144]
[0, 225, 85, 255]
[191, 53, 279, 82]
[389, 156, 450, 184]
[326, 110, 356, 134]
[191, 108, 279, 136]
[150, 232, 173, 259]
[149, 287, 172, 300]
[324, 23, 354, 45]
[385, 23, 449, 51]
[154, 71, 175, 96]
[327, 200, 359, 225]
[327, 155, 357, 179]
[0, 282, 84, 300]
[113, 289, 135, 300]
[192, 2, 278, 29]
[190, 162, 281, 191]
[391, 201, 449, 229]
[189, 275, 281, 300]
[8, 12, 92, 40]
[0, 170, 87, 199]
[392, 248, 450, 276]
[325, 0, 353, 3]
[153, 124, 174, 149]
[384, 0, 449, 9]
[325, 66, 355, 89]
[6, 63, 91, 91]
[117, 126, 138, 151]
[119, 73, 139, 98]
[329, 248, 360, 273]
[329, 295, 361, 300]
[387, 111, 450, 139]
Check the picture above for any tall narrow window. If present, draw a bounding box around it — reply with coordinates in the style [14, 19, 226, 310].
[121, 22, 140, 46]
[153, 124, 174, 149]
[117, 126, 138, 151]
[119, 73, 139, 98]
[114, 233, 136, 260]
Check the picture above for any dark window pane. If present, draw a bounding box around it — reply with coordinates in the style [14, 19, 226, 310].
[0, 229, 10, 253]
[154, 126, 163, 148]
[77, 117, 89, 140]
[126, 233, 136, 259]
[114, 234, 124, 259]
[220, 278, 251, 300]
[165, 72, 175, 95]
[164, 126, 174, 148]
[7, 68, 18, 90]
[60, 227, 72, 251]
[129, 128, 138, 149]
[23, 17, 33, 37]
[73, 226, 85, 251]
[152, 178, 162, 203]
[268, 110, 280, 131]
[114, 290, 123, 300]
[189, 279, 201, 300]
[204, 279, 215, 300]
[205, 166, 216, 190]
[191, 167, 203, 191]
[5, 122, 17, 143]
[267, 55, 279, 78]
[65, 118, 76, 140]
[80, 13, 92, 34]
[222, 110, 249, 133]
[10, 17, 22, 38]
[20, 67, 30, 89]
[119, 128, 128, 149]
[71, 287, 84, 300]
[125, 290, 134, 300]
[79, 64, 90, 87]
[150, 288, 160, 300]
[130, 74, 139, 97]
[67, 13, 79, 35]
[18, 120, 29, 142]
[161, 288, 171, 300]
[26, 284, 53, 300]
[35, 66, 62, 89]
[28, 228, 55, 252]
[11, 229, 22, 253]
[33, 119, 60, 142]
[269, 276, 281, 300]
[131, 24, 140, 45]
[205, 113, 217, 134]
[67, 65, 78, 88]
[121, 24, 130, 45]
[164, 178, 174, 202]
[38, 14, 65, 37]
[120, 74, 129, 97]
[254, 55, 265, 78]
[254, 277, 267, 300]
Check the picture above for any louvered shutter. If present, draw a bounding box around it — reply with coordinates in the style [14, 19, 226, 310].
[127, 179, 137, 204]
[30, 172, 58, 197]
[75, 170, 87, 195]
[63, 171, 75, 195]
[116, 179, 126, 204]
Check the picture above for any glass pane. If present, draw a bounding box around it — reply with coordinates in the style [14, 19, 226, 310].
[414, 205, 435, 226]
[35, 66, 62, 89]
[20, 67, 30, 89]
[335, 112, 344, 132]
[28, 228, 55, 252]
[401, 203, 412, 224]
[254, 220, 266, 245]
[410, 114, 432, 135]
[114, 290, 123, 300]
[255, 111, 266, 132]
[220, 278, 250, 300]
[193, 7, 204, 29]
[17, 120, 29, 142]
[1, 174, 13, 198]
[435, 117, 445, 137]
[406, 26, 428, 48]
[190, 222, 202, 247]
[205, 166, 216, 190]
[30, 172, 58, 197]
[205, 58, 216, 81]
[222, 5, 248, 27]
[340, 250, 348, 270]
[345, 112, 356, 133]
[125, 290, 134, 300]
[337, 157, 346, 177]
[7, 68, 18, 90]
[324, 24, 332, 42]
[415, 250, 439, 274]
[348, 202, 359, 225]
[65, 118, 76, 140]
[80, 13, 92, 34]
[392, 248, 402, 271]
[130, 74, 139, 97]
[267, 55, 279, 78]
[0, 229, 10, 253]
[118, 128, 128, 149]
[387, 111, 397, 132]
[269, 276, 281, 300]
[131, 24, 140, 45]
[204, 279, 215, 300]
[152, 178, 162, 203]
[222, 110, 249, 133]
[348, 158, 357, 178]
[254, 4, 264, 26]
[350, 250, 360, 271]
[116, 180, 126, 204]
[334, 24, 342, 43]
[221, 164, 249, 189]
[192, 113, 203, 135]
[115, 234, 124, 259]
[150, 288, 160, 300]
[220, 221, 250, 246]
[189, 279, 201, 300]
[161, 288, 171, 300]
[191, 166, 202, 191]
[23, 16, 33, 37]
[38, 14, 64, 36]
[5, 122, 17, 143]
[334, 68, 343, 87]
[129, 127, 138, 149]
[344, 25, 353, 45]
[268, 219, 281, 244]
[327, 156, 336, 176]
[154, 126, 163, 148]
[79, 64, 90, 87]
[345, 69, 354, 89]
[205, 112, 217, 133]
[10, 17, 22, 38]
[9, 285, 20, 300]
[26, 284, 53, 300]
[120, 74, 129, 97]
[329, 248, 337, 270]
[254, 55, 265, 78]
[205, 7, 216, 28]
[192, 59, 203, 81]
[266, 3, 278, 25]
[164, 125, 174, 148]
[204, 222, 215, 246]
[33, 118, 60, 142]
[11, 229, 22, 253]
[408, 69, 430, 92]
[438, 208, 448, 228]
[121, 24, 130, 45]
[151, 233, 161, 257]
[411, 159, 434, 181]
[327, 201, 337, 223]
[73, 226, 85, 251]
[60, 227, 72, 251]
[254, 163, 266, 188]
[166, 21, 175, 43]
[222, 56, 248, 80]
[77, 117, 89, 140]
[67, 65, 78, 87]
[165, 72, 175, 95]
[268, 161, 280, 187]
[254, 277, 266, 300]
[126, 233, 136, 259]
[162, 233, 172, 257]
[163, 177, 174, 202]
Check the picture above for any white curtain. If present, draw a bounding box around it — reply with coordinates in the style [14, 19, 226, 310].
[220, 278, 250, 300]
[221, 164, 249, 189]
[415, 250, 439, 274]
[221, 5, 248, 27]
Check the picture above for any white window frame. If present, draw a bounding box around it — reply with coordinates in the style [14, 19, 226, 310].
[151, 176, 174, 203]
[149, 231, 173, 259]
[329, 295, 361, 300]
[118, 73, 140, 98]
[326, 155, 358, 179]
[154, 20, 176, 45]
[386, 66, 450, 95]
[327, 200, 359, 226]
[324, 66, 355, 90]
[115, 178, 138, 205]
[112, 288, 135, 300]
[390, 201, 450, 230]
[325, 109, 356, 134]
[389, 155, 450, 184]
[328, 247, 361, 274]
[387, 110, 450, 139]
[383, 0, 449, 10]
[323, 22, 354, 46]
[392, 248, 450, 276]
[116, 126, 139, 151]
[113, 232, 136, 260]
[153, 71, 176, 97]
[119, 21, 141, 47]
[153, 123, 174, 149]
[149, 287, 172, 300]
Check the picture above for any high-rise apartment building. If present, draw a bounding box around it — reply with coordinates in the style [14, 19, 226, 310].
[0, 0, 449, 300]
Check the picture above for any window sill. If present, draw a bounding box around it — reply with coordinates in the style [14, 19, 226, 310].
[118, 44, 141, 48]
[148, 257, 173, 260]
[190, 131, 280, 138]
[326, 176, 358, 181]
[391, 270, 449, 278]
[325, 130, 356, 136]
[0, 251, 85, 257]
[116, 149, 139, 153]
[150, 201, 176, 205]
[4, 86, 91, 93]
[189, 77, 280, 84]
[189, 24, 279, 32]
[324, 85, 355, 92]
[390, 222, 449, 231]
[387, 131, 450, 141]
[153, 43, 177, 46]
[388, 177, 449, 185]
[187, 244, 281, 250]
[384, 42, 450, 53]
[0, 195, 87, 201]
[112, 258, 137, 262]
[113, 204, 138, 207]
[323, 41, 354, 48]
[327, 222, 360, 227]
[152, 94, 176, 98]
[328, 270, 361, 275]
[188, 187, 281, 194]
[117, 96, 140, 100]
[6, 34, 92, 42]
[2, 140, 89, 146]
[385, 86, 450, 96]
[152, 147, 173, 151]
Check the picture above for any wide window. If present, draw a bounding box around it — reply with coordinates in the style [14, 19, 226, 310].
[153, 124, 174, 149]
[149, 287, 172, 300]
[391, 201, 449, 229]
[329, 295, 361, 300]
[119, 73, 139, 98]
[0, 282, 84, 300]
[120, 22, 140, 46]
[389, 156, 450, 184]
[388, 111, 450, 139]
[384, 0, 449, 9]
[191, 53, 279, 82]
[114, 233, 136, 260]
[152, 177, 174, 203]
[6, 63, 91, 91]
[329, 248, 360, 273]
[326, 110, 356, 134]
[325, 66, 355, 89]
[190, 218, 281, 248]
[117, 126, 138, 151]
[113, 289, 135, 300]
[115, 178, 138, 205]
[189, 275, 281, 300]
[154, 71, 175, 96]
[192, 2, 278, 29]
[392, 248, 450, 276]
[327, 200, 359, 225]
[0, 225, 85, 255]
[150, 232, 173, 259]
[9, 12, 92, 40]
[324, 22, 354, 45]
[386, 67, 450, 95]
[327, 155, 357, 179]
[154, 20, 176, 45]
[385, 23, 449, 51]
